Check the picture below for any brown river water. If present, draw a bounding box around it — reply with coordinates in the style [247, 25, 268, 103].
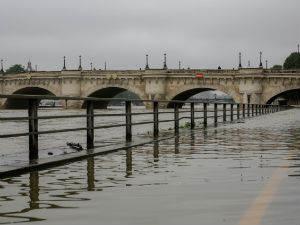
[0, 107, 299, 225]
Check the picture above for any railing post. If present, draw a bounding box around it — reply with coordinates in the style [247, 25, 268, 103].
[28, 99, 38, 160]
[214, 103, 218, 124]
[251, 104, 254, 116]
[87, 100, 94, 149]
[223, 103, 226, 122]
[203, 103, 207, 126]
[266, 105, 268, 114]
[255, 104, 258, 116]
[230, 104, 233, 121]
[260, 105, 262, 115]
[190, 102, 195, 129]
[174, 103, 179, 135]
[242, 104, 245, 118]
[262, 105, 264, 114]
[153, 101, 159, 138]
[265, 105, 267, 114]
[237, 104, 240, 120]
[126, 101, 132, 141]
[247, 104, 250, 117]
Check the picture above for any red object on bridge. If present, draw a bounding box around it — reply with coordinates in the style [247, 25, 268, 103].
[195, 73, 203, 78]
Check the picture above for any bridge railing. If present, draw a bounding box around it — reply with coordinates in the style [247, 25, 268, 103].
[0, 94, 294, 161]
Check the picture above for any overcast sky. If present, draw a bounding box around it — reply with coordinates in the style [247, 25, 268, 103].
[1, 0, 299, 71]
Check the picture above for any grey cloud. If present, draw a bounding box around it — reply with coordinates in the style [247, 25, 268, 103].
[0, 0, 299, 70]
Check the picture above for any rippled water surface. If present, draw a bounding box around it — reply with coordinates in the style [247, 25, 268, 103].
[0, 108, 299, 225]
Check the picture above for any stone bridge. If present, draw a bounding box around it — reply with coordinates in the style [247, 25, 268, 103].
[0, 68, 299, 109]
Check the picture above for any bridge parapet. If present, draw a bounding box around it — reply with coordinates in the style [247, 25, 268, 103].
[1, 68, 299, 78]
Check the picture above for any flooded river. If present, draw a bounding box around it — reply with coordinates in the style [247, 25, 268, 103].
[0, 108, 299, 225]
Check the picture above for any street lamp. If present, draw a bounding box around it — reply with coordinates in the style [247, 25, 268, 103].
[78, 55, 82, 70]
[145, 54, 149, 70]
[63, 56, 66, 70]
[0, 59, 4, 73]
[163, 53, 167, 69]
[259, 51, 263, 68]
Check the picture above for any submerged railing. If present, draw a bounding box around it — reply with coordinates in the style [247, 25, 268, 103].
[0, 94, 294, 161]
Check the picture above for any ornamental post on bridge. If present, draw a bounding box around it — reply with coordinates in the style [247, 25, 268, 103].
[163, 53, 167, 70]
[145, 54, 149, 70]
[0, 59, 4, 74]
[78, 55, 82, 71]
[238, 52, 242, 69]
[62, 56, 66, 70]
[259, 51, 263, 68]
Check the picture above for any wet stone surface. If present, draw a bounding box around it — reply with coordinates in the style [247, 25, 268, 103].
[0, 109, 299, 225]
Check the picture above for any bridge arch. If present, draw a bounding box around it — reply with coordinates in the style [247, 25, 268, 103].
[264, 88, 300, 105]
[4, 87, 61, 109]
[166, 84, 241, 108]
[82, 86, 146, 109]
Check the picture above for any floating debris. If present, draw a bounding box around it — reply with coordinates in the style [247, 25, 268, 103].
[66, 142, 83, 151]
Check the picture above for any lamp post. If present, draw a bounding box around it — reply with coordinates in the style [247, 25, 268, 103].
[179, 61, 181, 69]
[90, 62, 93, 71]
[145, 54, 149, 70]
[63, 56, 66, 70]
[265, 60, 268, 69]
[78, 55, 82, 70]
[259, 51, 263, 68]
[238, 52, 242, 69]
[0, 59, 4, 73]
[163, 53, 167, 69]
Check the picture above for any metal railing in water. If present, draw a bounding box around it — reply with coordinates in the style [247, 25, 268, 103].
[0, 94, 293, 161]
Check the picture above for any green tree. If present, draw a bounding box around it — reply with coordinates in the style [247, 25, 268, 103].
[271, 64, 282, 69]
[283, 52, 300, 69]
[5, 64, 26, 74]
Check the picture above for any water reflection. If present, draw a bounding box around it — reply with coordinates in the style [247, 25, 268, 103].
[0, 109, 299, 224]
[190, 132, 195, 149]
[87, 158, 95, 191]
[153, 142, 159, 161]
[0, 172, 45, 224]
[175, 136, 179, 154]
[29, 171, 39, 209]
[126, 149, 132, 177]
